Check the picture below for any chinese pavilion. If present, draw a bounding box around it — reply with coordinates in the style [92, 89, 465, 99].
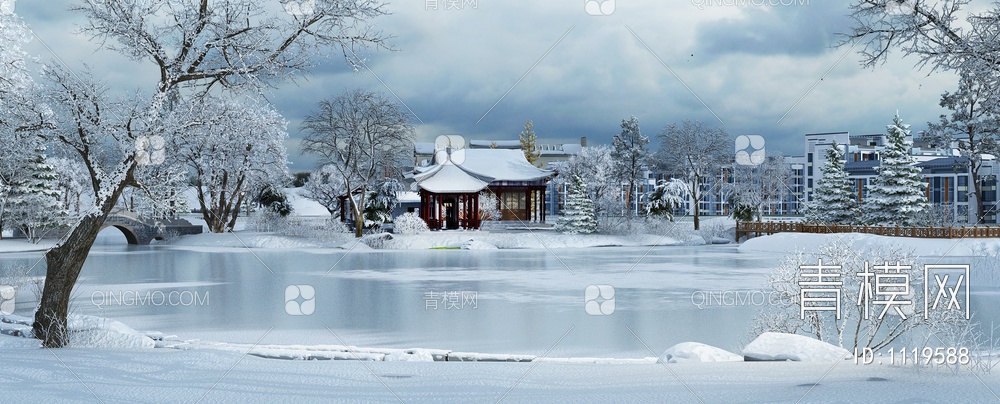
[412, 148, 554, 230]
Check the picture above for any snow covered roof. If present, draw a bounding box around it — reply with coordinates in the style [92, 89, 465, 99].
[469, 140, 521, 149]
[454, 149, 553, 182]
[414, 142, 435, 155]
[414, 149, 554, 193]
[414, 163, 492, 193]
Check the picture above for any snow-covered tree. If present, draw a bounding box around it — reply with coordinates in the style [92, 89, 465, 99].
[478, 191, 500, 222]
[558, 145, 620, 217]
[611, 116, 650, 217]
[862, 114, 927, 226]
[0, 12, 39, 240]
[301, 89, 415, 238]
[302, 164, 347, 216]
[805, 146, 859, 224]
[729, 153, 791, 222]
[844, 1, 1000, 73]
[519, 119, 541, 167]
[363, 178, 404, 230]
[7, 144, 65, 243]
[28, 0, 392, 347]
[120, 161, 191, 220]
[170, 97, 289, 233]
[922, 68, 1000, 224]
[48, 157, 90, 218]
[751, 241, 971, 353]
[645, 178, 687, 220]
[657, 120, 730, 230]
[555, 174, 597, 234]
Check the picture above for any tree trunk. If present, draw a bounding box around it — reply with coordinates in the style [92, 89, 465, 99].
[351, 195, 364, 238]
[33, 180, 129, 347]
[691, 178, 700, 231]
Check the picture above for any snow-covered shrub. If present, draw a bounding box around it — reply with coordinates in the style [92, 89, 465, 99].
[748, 240, 974, 358]
[596, 216, 634, 235]
[913, 203, 963, 228]
[697, 218, 731, 244]
[361, 232, 393, 249]
[488, 233, 520, 250]
[246, 209, 286, 232]
[393, 212, 429, 236]
[279, 216, 351, 244]
[969, 243, 1000, 287]
[478, 191, 500, 222]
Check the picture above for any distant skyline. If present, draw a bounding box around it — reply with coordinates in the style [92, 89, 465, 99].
[12, 1, 971, 171]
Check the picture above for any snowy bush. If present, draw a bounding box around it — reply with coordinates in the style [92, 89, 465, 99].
[749, 240, 974, 357]
[246, 209, 286, 232]
[393, 212, 429, 236]
[697, 219, 731, 244]
[280, 217, 351, 243]
[361, 232, 393, 249]
[478, 191, 500, 222]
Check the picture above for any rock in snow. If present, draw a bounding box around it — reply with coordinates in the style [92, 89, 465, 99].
[657, 342, 742, 364]
[742, 332, 851, 362]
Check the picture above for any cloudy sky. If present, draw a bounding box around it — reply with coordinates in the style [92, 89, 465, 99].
[11, 0, 968, 171]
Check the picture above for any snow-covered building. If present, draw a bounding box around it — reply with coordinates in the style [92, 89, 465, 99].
[411, 149, 555, 230]
[792, 131, 1000, 224]
[413, 137, 587, 219]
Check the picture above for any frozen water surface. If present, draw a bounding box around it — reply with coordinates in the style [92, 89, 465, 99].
[6, 243, 997, 358]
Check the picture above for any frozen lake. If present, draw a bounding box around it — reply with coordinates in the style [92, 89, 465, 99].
[3, 240, 998, 358]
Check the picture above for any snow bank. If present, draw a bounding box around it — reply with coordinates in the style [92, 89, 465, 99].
[0, 314, 154, 349]
[0, 238, 57, 253]
[657, 342, 742, 364]
[461, 239, 497, 250]
[742, 332, 851, 362]
[283, 187, 331, 217]
[169, 231, 324, 249]
[738, 232, 1000, 256]
[382, 231, 703, 250]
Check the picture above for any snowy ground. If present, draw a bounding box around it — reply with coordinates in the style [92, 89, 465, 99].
[738, 231, 1000, 257]
[1, 317, 998, 403]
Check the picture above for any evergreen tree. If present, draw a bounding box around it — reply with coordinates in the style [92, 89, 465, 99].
[519, 119, 541, 167]
[556, 174, 597, 234]
[612, 115, 650, 217]
[806, 145, 859, 224]
[8, 144, 65, 243]
[862, 114, 927, 226]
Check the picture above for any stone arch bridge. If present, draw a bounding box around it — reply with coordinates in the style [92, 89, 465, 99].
[101, 211, 203, 245]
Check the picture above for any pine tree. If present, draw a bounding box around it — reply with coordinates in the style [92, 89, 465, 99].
[806, 145, 859, 224]
[862, 114, 927, 226]
[519, 119, 541, 167]
[8, 144, 65, 243]
[556, 175, 598, 234]
[612, 115, 650, 218]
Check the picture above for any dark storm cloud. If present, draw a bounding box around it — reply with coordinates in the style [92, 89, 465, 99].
[10, 0, 958, 168]
[694, 3, 853, 59]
